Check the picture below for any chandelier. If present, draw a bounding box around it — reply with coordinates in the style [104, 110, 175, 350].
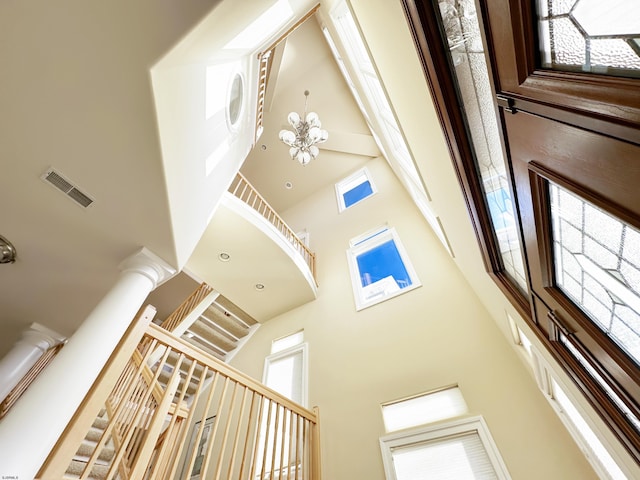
[278, 90, 328, 166]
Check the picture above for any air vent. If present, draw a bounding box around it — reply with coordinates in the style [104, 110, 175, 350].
[41, 168, 94, 208]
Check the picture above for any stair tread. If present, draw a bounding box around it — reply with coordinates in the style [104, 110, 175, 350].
[187, 321, 236, 351]
[77, 442, 115, 462]
[66, 459, 110, 480]
[215, 295, 258, 327]
[201, 305, 250, 338]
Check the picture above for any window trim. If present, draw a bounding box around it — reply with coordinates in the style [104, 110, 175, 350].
[262, 341, 309, 408]
[335, 167, 377, 212]
[509, 319, 637, 479]
[379, 416, 511, 480]
[346, 226, 421, 311]
[400, 0, 531, 321]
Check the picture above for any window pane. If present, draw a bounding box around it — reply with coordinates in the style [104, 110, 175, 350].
[344, 180, 373, 207]
[356, 239, 411, 289]
[271, 331, 304, 354]
[265, 350, 303, 404]
[551, 379, 628, 479]
[391, 432, 498, 480]
[550, 183, 640, 367]
[382, 387, 468, 432]
[437, 0, 528, 292]
[536, 0, 640, 78]
[560, 334, 640, 432]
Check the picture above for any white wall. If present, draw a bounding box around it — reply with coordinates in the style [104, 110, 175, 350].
[230, 156, 597, 480]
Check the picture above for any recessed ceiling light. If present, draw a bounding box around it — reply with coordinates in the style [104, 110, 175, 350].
[255, 283, 265, 291]
[218, 252, 231, 262]
[285, 181, 293, 189]
[261, 144, 267, 150]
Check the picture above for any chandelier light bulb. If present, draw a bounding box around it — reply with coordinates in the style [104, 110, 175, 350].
[279, 129, 296, 146]
[306, 112, 320, 127]
[287, 111, 300, 127]
[278, 90, 328, 166]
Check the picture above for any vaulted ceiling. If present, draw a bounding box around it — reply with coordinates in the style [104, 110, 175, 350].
[0, 0, 381, 353]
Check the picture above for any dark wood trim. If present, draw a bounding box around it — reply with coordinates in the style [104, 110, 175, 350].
[403, 0, 640, 465]
[400, 0, 532, 317]
[528, 293, 640, 462]
[486, 0, 640, 130]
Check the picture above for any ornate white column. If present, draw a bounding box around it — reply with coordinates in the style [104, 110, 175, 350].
[0, 247, 175, 480]
[0, 323, 66, 403]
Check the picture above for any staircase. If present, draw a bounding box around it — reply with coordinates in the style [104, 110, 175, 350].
[38, 304, 322, 480]
[158, 283, 259, 363]
[66, 412, 114, 479]
[180, 294, 258, 362]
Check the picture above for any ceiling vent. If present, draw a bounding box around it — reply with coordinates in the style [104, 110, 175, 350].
[41, 168, 94, 208]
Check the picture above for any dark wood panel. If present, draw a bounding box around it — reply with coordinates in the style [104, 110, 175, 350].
[483, 0, 640, 129]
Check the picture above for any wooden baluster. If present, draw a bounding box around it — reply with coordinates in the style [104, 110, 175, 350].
[199, 376, 231, 480]
[287, 409, 295, 479]
[278, 407, 289, 479]
[226, 385, 249, 479]
[259, 400, 274, 480]
[183, 371, 221, 478]
[269, 404, 281, 480]
[213, 380, 239, 480]
[165, 363, 211, 480]
[147, 356, 198, 480]
[246, 394, 266, 480]
[294, 414, 302, 480]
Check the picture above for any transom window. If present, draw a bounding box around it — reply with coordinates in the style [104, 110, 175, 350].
[379, 388, 510, 479]
[536, 0, 640, 78]
[347, 227, 420, 310]
[335, 167, 376, 211]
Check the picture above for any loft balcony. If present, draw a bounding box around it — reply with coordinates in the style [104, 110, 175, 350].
[186, 173, 318, 323]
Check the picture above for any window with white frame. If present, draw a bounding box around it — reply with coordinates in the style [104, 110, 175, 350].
[263, 331, 308, 407]
[324, 1, 453, 257]
[379, 388, 510, 479]
[347, 227, 420, 310]
[508, 314, 632, 479]
[335, 167, 377, 211]
[382, 386, 469, 432]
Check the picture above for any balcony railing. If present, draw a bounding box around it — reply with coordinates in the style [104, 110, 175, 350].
[229, 173, 316, 282]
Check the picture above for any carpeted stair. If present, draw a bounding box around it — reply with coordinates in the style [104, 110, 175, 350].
[64, 412, 116, 480]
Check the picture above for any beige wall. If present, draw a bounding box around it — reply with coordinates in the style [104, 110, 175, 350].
[230, 156, 597, 480]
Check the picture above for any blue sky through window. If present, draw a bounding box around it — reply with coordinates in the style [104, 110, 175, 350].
[486, 187, 515, 230]
[356, 239, 411, 288]
[344, 180, 373, 207]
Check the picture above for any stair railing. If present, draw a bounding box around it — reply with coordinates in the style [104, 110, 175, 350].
[229, 173, 317, 283]
[160, 282, 215, 332]
[0, 342, 65, 420]
[37, 304, 322, 480]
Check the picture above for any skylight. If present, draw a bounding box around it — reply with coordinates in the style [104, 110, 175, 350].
[327, 1, 452, 256]
[336, 167, 376, 211]
[224, 0, 293, 50]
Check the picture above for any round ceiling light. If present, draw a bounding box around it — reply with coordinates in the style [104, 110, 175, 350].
[218, 252, 231, 262]
[255, 283, 265, 291]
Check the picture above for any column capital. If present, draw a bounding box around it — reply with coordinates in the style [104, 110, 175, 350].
[21, 323, 67, 352]
[118, 247, 176, 289]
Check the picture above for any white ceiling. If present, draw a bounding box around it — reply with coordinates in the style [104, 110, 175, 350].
[241, 15, 379, 213]
[0, 1, 376, 354]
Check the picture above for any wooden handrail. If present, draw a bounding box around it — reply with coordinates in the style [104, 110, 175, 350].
[38, 304, 321, 480]
[229, 173, 317, 282]
[160, 282, 214, 332]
